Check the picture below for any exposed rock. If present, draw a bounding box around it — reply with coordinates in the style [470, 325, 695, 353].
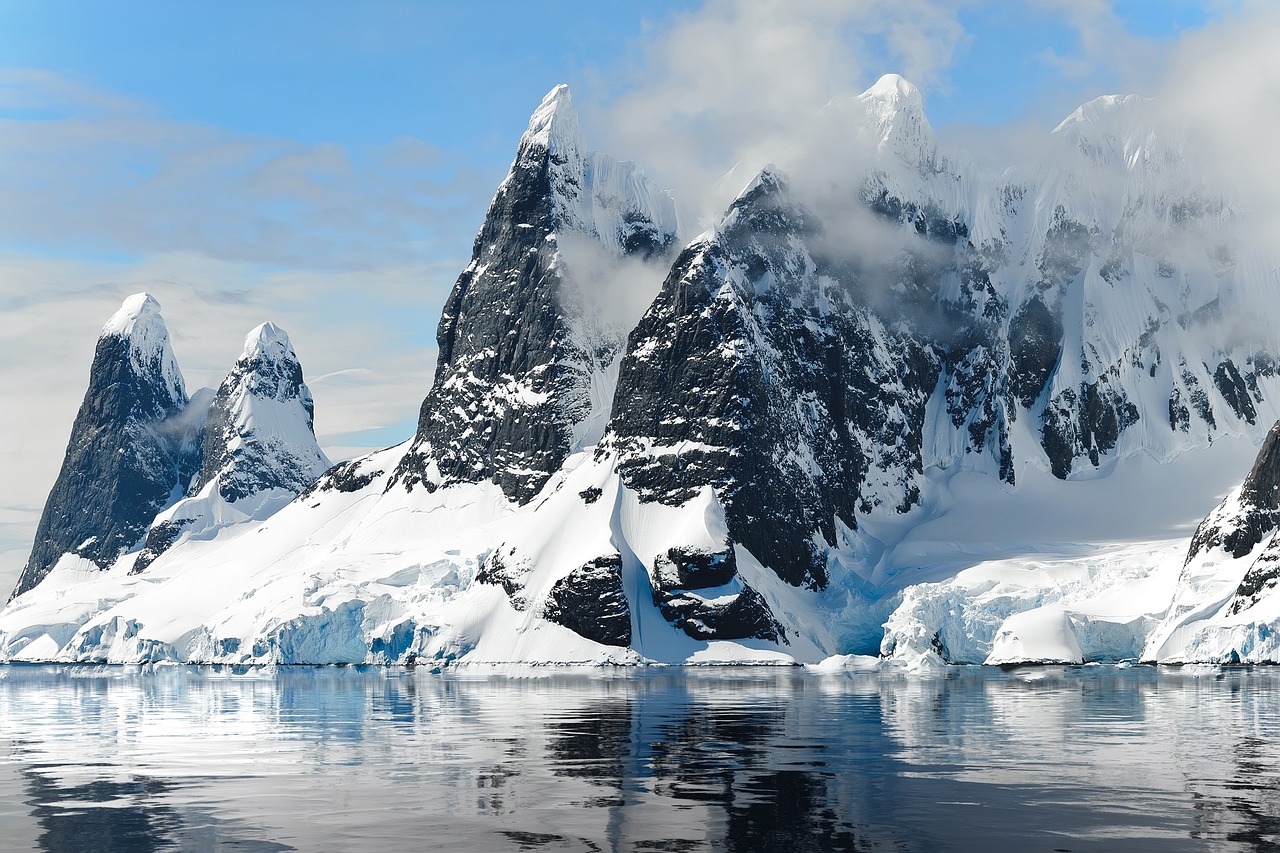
[653, 584, 783, 643]
[1187, 420, 1280, 562]
[391, 85, 676, 504]
[653, 546, 737, 590]
[130, 322, 330, 573]
[1228, 537, 1280, 615]
[194, 322, 330, 502]
[476, 550, 533, 610]
[541, 555, 631, 647]
[13, 294, 198, 598]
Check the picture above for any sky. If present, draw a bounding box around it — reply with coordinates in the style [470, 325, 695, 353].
[0, 0, 1271, 584]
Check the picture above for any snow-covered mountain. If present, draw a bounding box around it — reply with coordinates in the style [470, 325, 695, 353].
[5, 78, 1280, 666]
[131, 322, 330, 574]
[391, 84, 677, 504]
[10, 295, 200, 599]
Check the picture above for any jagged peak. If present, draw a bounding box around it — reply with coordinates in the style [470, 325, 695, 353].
[735, 163, 787, 201]
[520, 83, 585, 156]
[241, 321, 296, 363]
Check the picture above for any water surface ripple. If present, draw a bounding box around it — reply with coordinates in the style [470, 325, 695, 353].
[1, 664, 1278, 851]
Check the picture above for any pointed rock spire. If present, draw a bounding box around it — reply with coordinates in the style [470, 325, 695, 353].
[195, 321, 329, 502]
[389, 84, 676, 503]
[130, 322, 330, 574]
[519, 83, 586, 158]
[12, 293, 198, 598]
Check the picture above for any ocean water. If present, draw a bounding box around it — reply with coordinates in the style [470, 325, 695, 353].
[0, 663, 1278, 852]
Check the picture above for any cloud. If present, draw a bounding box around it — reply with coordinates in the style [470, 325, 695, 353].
[0, 69, 493, 270]
[592, 0, 967, 230]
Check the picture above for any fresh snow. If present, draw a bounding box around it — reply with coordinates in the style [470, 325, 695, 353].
[101, 291, 187, 407]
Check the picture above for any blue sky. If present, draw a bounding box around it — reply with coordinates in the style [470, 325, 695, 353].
[0, 2, 1218, 147]
[0, 0, 1266, 575]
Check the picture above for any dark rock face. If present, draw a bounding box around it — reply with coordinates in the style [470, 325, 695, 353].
[649, 546, 783, 642]
[541, 555, 632, 647]
[304, 458, 383, 497]
[476, 549, 533, 610]
[130, 518, 193, 575]
[606, 171, 999, 592]
[13, 307, 197, 599]
[1008, 296, 1062, 407]
[1214, 359, 1257, 425]
[1041, 376, 1141, 479]
[655, 585, 783, 643]
[654, 546, 737, 590]
[1228, 541, 1280, 616]
[391, 86, 675, 505]
[1187, 420, 1280, 563]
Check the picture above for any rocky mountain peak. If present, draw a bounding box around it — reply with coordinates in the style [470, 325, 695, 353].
[11, 294, 198, 599]
[100, 291, 186, 410]
[388, 84, 677, 504]
[193, 321, 327, 503]
[131, 321, 329, 574]
[242, 321, 292, 360]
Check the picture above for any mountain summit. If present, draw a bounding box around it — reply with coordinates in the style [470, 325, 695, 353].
[12, 293, 198, 598]
[390, 83, 678, 503]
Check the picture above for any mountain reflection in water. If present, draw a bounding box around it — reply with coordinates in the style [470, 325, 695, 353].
[1, 664, 1278, 851]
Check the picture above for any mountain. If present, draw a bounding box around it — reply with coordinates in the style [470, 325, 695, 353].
[390, 84, 677, 504]
[1137, 420, 1280, 662]
[130, 322, 330, 574]
[10, 294, 200, 599]
[4, 79, 1280, 665]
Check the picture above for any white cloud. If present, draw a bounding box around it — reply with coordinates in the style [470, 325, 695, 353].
[592, 0, 968, 230]
[1154, 5, 1280, 239]
[0, 69, 493, 574]
[0, 69, 492, 269]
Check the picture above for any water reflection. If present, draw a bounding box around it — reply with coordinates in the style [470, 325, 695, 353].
[1, 665, 1279, 851]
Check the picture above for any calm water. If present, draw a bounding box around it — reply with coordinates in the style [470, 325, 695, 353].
[1, 664, 1278, 852]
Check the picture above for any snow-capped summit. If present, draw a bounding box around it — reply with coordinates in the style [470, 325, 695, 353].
[857, 73, 936, 172]
[860, 73, 923, 109]
[1050, 93, 1170, 172]
[130, 321, 329, 573]
[241, 320, 291, 361]
[11, 294, 199, 599]
[1052, 93, 1150, 138]
[100, 292, 186, 410]
[194, 321, 327, 503]
[390, 84, 677, 503]
[102, 291, 160, 334]
[520, 83, 586, 158]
